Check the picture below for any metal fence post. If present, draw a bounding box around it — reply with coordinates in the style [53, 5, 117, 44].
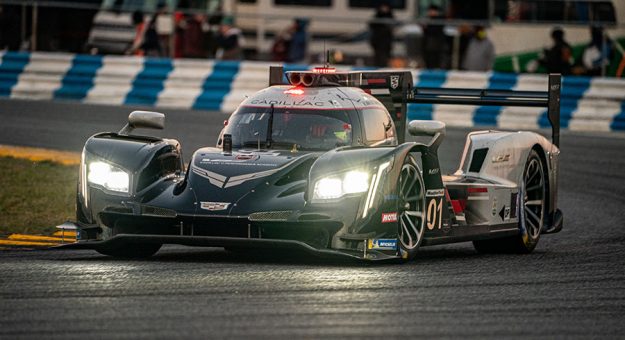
[21, 4, 27, 47]
[451, 34, 460, 70]
[31, 2, 38, 51]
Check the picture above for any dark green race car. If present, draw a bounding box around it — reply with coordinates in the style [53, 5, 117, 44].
[63, 68, 563, 262]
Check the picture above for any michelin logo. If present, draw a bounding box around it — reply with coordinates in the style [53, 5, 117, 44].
[368, 238, 398, 250]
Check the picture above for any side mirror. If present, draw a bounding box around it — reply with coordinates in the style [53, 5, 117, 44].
[408, 120, 446, 137]
[119, 111, 165, 135]
[408, 120, 446, 150]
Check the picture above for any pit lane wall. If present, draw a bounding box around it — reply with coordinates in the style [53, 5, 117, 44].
[1, 51, 624, 132]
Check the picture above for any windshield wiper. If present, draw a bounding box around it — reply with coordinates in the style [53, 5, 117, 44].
[266, 104, 274, 149]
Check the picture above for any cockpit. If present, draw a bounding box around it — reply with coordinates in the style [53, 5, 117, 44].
[221, 106, 353, 151]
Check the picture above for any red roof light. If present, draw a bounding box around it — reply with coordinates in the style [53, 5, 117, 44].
[284, 88, 305, 95]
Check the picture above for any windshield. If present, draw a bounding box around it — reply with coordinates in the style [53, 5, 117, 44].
[223, 107, 353, 151]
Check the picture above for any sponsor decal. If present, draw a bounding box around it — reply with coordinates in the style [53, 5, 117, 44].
[381, 212, 398, 223]
[200, 202, 230, 211]
[426, 189, 445, 197]
[492, 154, 510, 163]
[250, 99, 325, 107]
[200, 159, 278, 167]
[390, 75, 400, 89]
[368, 238, 398, 250]
[492, 197, 497, 216]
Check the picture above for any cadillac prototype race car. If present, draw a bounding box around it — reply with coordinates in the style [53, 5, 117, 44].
[63, 67, 563, 261]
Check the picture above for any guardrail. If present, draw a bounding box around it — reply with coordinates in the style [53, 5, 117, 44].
[1, 51, 624, 132]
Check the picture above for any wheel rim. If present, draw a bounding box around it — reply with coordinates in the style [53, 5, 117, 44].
[398, 162, 425, 250]
[522, 157, 545, 239]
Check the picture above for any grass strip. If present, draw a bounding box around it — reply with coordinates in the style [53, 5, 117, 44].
[0, 156, 78, 236]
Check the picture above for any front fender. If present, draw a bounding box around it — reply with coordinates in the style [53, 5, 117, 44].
[78, 133, 184, 226]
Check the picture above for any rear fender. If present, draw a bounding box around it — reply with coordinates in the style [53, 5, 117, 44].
[457, 130, 560, 225]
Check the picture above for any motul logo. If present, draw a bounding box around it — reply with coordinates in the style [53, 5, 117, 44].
[381, 212, 398, 223]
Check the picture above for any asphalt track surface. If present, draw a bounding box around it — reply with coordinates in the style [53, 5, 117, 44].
[1, 99, 625, 338]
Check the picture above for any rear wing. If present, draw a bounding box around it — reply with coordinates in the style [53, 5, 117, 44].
[407, 74, 562, 147]
[269, 67, 561, 147]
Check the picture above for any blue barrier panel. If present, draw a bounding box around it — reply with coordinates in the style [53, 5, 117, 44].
[538, 75, 591, 129]
[0, 52, 30, 97]
[610, 101, 625, 131]
[53, 54, 103, 101]
[124, 58, 173, 106]
[192, 61, 240, 111]
[473, 72, 517, 126]
[407, 69, 447, 121]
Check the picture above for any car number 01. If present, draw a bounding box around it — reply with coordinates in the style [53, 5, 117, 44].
[426, 198, 443, 230]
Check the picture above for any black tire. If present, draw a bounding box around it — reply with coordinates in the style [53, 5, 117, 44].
[397, 155, 426, 261]
[473, 149, 547, 254]
[97, 243, 162, 259]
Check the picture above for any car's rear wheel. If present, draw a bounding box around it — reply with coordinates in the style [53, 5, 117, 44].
[473, 149, 546, 253]
[397, 156, 426, 261]
[97, 243, 162, 259]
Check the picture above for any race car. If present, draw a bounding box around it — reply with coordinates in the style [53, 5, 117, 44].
[62, 66, 563, 261]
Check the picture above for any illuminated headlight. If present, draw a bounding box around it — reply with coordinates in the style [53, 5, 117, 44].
[313, 171, 369, 201]
[87, 161, 130, 193]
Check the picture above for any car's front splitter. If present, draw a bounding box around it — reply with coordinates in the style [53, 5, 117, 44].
[56, 234, 402, 262]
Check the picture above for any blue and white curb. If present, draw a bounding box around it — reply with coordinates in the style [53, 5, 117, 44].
[1, 51, 624, 132]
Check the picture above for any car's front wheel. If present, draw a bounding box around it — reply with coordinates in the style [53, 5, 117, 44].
[97, 243, 162, 259]
[397, 155, 426, 261]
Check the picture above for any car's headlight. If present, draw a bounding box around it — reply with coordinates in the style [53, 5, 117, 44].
[313, 170, 370, 201]
[87, 161, 130, 193]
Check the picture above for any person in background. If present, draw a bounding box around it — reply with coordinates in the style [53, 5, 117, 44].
[582, 25, 613, 76]
[272, 20, 294, 62]
[127, 10, 146, 55]
[181, 14, 206, 58]
[400, 22, 423, 68]
[422, 5, 448, 69]
[173, 8, 186, 58]
[204, 6, 224, 59]
[216, 16, 243, 60]
[153, 0, 169, 57]
[538, 27, 573, 75]
[368, 2, 394, 67]
[140, 4, 165, 57]
[462, 26, 495, 71]
[287, 18, 309, 63]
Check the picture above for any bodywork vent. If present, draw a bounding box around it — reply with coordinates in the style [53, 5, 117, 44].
[141, 205, 177, 218]
[469, 148, 488, 173]
[248, 211, 294, 222]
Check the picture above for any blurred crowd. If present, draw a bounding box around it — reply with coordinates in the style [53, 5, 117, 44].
[367, 2, 615, 76]
[125, 3, 311, 63]
[126, 3, 245, 60]
[533, 25, 615, 76]
[368, 3, 496, 71]
[1, 1, 619, 77]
